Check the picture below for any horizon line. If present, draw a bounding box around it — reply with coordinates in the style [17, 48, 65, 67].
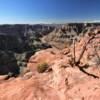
[0, 21, 100, 25]
[0, 20, 100, 25]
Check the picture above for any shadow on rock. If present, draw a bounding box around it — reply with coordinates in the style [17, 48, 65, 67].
[0, 51, 20, 76]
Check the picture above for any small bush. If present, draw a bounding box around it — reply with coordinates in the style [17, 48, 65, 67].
[37, 62, 49, 73]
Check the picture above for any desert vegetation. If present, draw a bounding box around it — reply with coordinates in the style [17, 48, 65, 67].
[37, 62, 49, 73]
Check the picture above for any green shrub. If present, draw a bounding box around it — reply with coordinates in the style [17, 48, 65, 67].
[37, 62, 49, 73]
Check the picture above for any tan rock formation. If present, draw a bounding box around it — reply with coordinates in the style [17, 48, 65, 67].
[0, 31, 99, 100]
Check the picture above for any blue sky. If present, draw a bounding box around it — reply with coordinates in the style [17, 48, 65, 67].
[0, 0, 100, 24]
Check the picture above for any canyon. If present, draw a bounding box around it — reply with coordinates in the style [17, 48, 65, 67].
[0, 23, 100, 100]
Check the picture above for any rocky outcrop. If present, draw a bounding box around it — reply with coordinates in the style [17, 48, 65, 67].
[42, 24, 81, 49]
[0, 23, 99, 76]
[0, 24, 54, 75]
[0, 31, 99, 100]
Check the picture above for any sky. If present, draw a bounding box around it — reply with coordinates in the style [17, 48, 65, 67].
[0, 0, 100, 24]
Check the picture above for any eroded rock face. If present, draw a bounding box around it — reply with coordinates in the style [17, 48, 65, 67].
[0, 51, 19, 75]
[0, 24, 100, 100]
[0, 35, 26, 52]
[0, 24, 53, 75]
[0, 24, 54, 36]
[41, 23, 100, 49]
[0, 23, 99, 52]
[42, 24, 79, 49]
[73, 33, 100, 66]
[0, 31, 99, 100]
